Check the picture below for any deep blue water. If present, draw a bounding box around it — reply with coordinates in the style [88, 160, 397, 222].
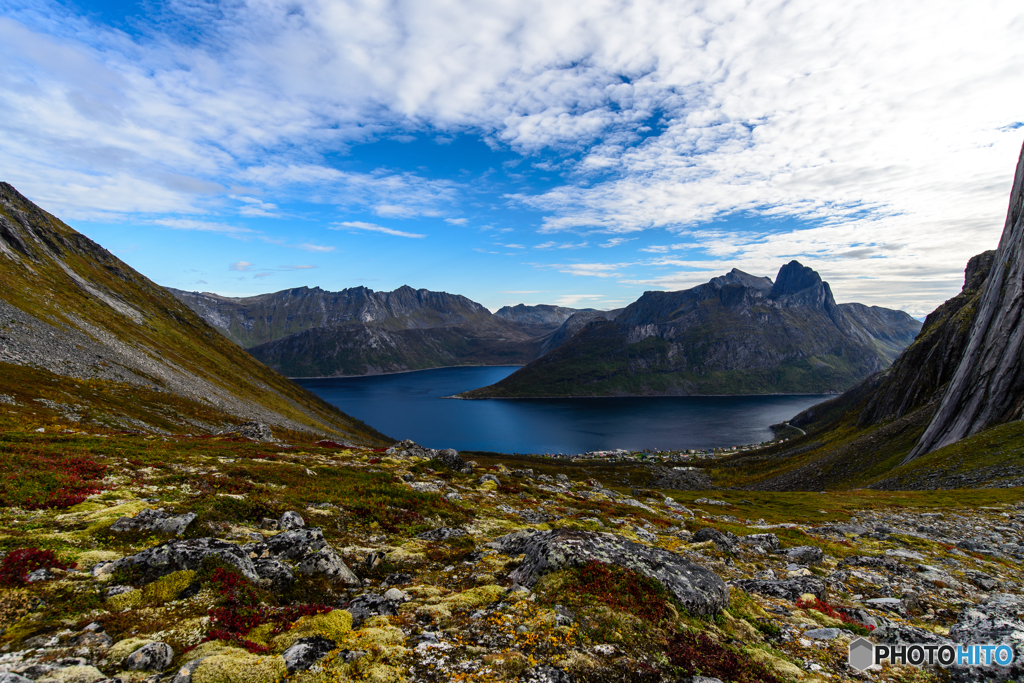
[297, 366, 829, 454]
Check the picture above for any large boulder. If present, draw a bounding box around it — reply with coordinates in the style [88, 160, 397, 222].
[112, 538, 258, 584]
[385, 439, 436, 459]
[125, 642, 174, 671]
[282, 637, 336, 673]
[495, 528, 729, 616]
[110, 508, 197, 536]
[278, 511, 306, 530]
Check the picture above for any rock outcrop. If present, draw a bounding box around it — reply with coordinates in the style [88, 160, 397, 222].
[494, 528, 730, 616]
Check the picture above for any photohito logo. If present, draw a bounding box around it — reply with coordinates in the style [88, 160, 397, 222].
[848, 638, 1016, 671]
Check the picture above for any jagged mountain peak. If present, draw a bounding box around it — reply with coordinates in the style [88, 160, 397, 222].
[769, 260, 823, 299]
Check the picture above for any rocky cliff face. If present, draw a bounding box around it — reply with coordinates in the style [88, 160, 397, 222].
[493, 304, 583, 327]
[0, 182, 387, 443]
[908, 142, 1024, 459]
[462, 262, 921, 398]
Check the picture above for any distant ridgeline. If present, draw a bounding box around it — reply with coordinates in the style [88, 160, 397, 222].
[0, 182, 388, 444]
[708, 139, 1024, 491]
[460, 262, 922, 398]
[168, 287, 588, 377]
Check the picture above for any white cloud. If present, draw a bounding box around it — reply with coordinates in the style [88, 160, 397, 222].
[281, 264, 317, 270]
[229, 261, 252, 271]
[230, 195, 280, 217]
[445, 217, 468, 225]
[152, 219, 255, 236]
[333, 221, 427, 238]
[298, 243, 336, 252]
[536, 261, 632, 278]
[534, 241, 589, 250]
[600, 237, 636, 248]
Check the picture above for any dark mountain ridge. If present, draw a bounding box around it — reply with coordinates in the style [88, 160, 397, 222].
[171, 287, 587, 377]
[461, 262, 921, 398]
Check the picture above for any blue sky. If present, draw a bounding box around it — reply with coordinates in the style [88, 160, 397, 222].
[2, 0, 1024, 316]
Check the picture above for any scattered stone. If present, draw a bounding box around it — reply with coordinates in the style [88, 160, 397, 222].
[283, 637, 336, 673]
[803, 628, 840, 640]
[230, 421, 276, 442]
[296, 546, 360, 585]
[110, 508, 197, 536]
[385, 439, 436, 459]
[739, 533, 780, 551]
[383, 588, 409, 602]
[0, 673, 32, 683]
[692, 528, 737, 551]
[479, 474, 500, 486]
[26, 568, 53, 582]
[733, 577, 828, 602]
[694, 498, 729, 506]
[496, 528, 729, 616]
[171, 658, 205, 683]
[785, 546, 824, 565]
[432, 448, 466, 472]
[345, 594, 399, 627]
[416, 527, 469, 542]
[650, 467, 714, 490]
[519, 665, 573, 682]
[124, 642, 174, 671]
[278, 511, 305, 530]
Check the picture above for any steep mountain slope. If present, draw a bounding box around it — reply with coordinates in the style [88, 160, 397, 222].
[0, 182, 388, 444]
[171, 288, 568, 377]
[908, 144, 1024, 460]
[461, 263, 921, 398]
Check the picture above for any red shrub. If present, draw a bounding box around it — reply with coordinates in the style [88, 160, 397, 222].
[666, 630, 784, 683]
[0, 548, 72, 585]
[796, 596, 875, 633]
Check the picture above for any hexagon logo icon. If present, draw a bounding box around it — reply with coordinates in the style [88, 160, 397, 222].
[849, 637, 874, 671]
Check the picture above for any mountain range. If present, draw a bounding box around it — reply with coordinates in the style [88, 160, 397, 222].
[0, 182, 386, 444]
[461, 262, 922, 398]
[168, 287, 585, 377]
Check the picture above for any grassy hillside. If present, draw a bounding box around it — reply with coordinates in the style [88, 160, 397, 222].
[0, 182, 389, 445]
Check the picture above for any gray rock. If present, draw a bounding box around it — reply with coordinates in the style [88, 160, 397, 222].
[26, 568, 53, 582]
[110, 508, 197, 536]
[785, 546, 824, 565]
[383, 588, 409, 602]
[112, 538, 259, 584]
[105, 585, 135, 597]
[679, 678, 725, 683]
[233, 421, 276, 442]
[649, 467, 714, 490]
[479, 474, 500, 486]
[813, 524, 870, 536]
[495, 528, 729, 616]
[0, 673, 32, 683]
[865, 597, 905, 614]
[254, 558, 294, 589]
[518, 665, 573, 682]
[296, 546, 360, 586]
[344, 594, 399, 628]
[265, 527, 327, 560]
[739, 533, 780, 551]
[124, 642, 174, 671]
[804, 628, 840, 640]
[385, 439, 436, 459]
[283, 637, 336, 673]
[432, 448, 466, 472]
[278, 511, 305, 530]
[415, 527, 468, 542]
[733, 576, 827, 602]
[171, 658, 206, 683]
[691, 527, 737, 551]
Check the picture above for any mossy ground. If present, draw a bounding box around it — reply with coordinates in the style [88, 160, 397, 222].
[4, 429, 1019, 682]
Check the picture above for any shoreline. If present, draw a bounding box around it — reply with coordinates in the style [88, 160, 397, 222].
[442, 391, 838, 400]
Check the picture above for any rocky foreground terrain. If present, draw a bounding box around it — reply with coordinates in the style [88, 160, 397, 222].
[3, 430, 1024, 683]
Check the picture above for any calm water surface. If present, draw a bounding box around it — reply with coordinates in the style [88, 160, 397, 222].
[298, 366, 829, 454]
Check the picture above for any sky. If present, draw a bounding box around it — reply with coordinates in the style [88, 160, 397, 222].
[2, 0, 1023, 317]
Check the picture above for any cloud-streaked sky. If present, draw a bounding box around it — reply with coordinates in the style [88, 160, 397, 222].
[2, 0, 1023, 316]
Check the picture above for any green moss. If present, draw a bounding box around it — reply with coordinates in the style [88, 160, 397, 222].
[192, 652, 288, 683]
[107, 570, 196, 611]
[273, 609, 352, 650]
[107, 637, 155, 665]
